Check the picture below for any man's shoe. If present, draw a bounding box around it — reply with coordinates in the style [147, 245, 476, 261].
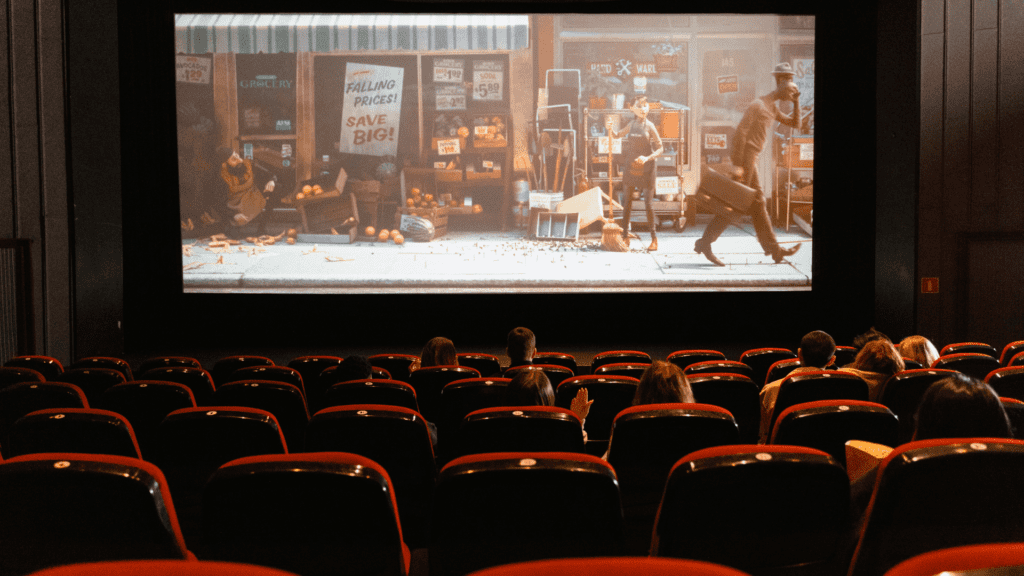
[695, 239, 725, 266]
[647, 238, 658, 252]
[772, 243, 802, 263]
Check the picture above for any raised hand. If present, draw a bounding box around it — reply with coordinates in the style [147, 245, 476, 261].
[570, 387, 595, 421]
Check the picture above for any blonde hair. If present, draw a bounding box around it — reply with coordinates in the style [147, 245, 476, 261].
[898, 335, 940, 368]
[851, 339, 905, 377]
[633, 361, 695, 406]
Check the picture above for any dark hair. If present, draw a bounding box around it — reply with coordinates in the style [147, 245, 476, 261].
[215, 145, 234, 165]
[503, 370, 555, 407]
[630, 95, 648, 109]
[633, 361, 695, 406]
[332, 355, 373, 382]
[799, 330, 837, 368]
[913, 373, 1013, 441]
[852, 327, 890, 350]
[850, 339, 905, 377]
[506, 327, 536, 364]
[421, 337, 457, 368]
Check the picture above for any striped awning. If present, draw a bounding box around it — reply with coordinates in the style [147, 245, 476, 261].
[175, 14, 530, 54]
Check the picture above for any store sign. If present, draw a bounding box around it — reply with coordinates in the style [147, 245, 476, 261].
[588, 62, 613, 75]
[433, 58, 465, 83]
[717, 75, 739, 94]
[705, 134, 727, 150]
[635, 62, 657, 75]
[436, 138, 461, 156]
[793, 58, 814, 110]
[176, 55, 211, 84]
[473, 61, 503, 101]
[435, 85, 467, 111]
[340, 63, 404, 157]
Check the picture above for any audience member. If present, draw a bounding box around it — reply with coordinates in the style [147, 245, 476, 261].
[898, 335, 940, 369]
[850, 326, 891, 356]
[503, 370, 592, 441]
[409, 336, 458, 372]
[632, 361, 695, 405]
[913, 373, 1013, 441]
[502, 327, 536, 374]
[759, 330, 837, 443]
[330, 354, 373, 383]
[839, 339, 905, 401]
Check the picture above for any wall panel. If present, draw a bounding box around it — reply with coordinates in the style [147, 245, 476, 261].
[998, 0, 1024, 230]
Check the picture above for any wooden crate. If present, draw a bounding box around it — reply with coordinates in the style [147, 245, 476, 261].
[295, 190, 359, 237]
[394, 207, 448, 239]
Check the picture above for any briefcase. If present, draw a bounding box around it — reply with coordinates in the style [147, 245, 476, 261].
[697, 164, 757, 214]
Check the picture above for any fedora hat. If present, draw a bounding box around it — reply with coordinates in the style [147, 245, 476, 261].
[771, 62, 795, 77]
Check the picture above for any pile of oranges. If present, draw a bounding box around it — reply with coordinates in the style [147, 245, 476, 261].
[295, 183, 324, 200]
[406, 187, 438, 210]
[364, 226, 404, 245]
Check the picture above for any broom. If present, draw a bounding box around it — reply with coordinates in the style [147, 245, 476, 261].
[600, 130, 630, 252]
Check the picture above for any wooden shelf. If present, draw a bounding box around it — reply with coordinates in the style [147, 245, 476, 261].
[239, 134, 297, 141]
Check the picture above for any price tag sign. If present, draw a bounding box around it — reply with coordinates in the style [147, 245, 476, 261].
[474, 126, 490, 136]
[176, 55, 211, 84]
[281, 144, 292, 158]
[705, 133, 728, 150]
[799, 143, 814, 161]
[435, 85, 466, 111]
[433, 58, 464, 83]
[597, 137, 622, 154]
[717, 74, 739, 94]
[482, 160, 494, 169]
[473, 61, 503, 101]
[633, 76, 647, 94]
[437, 138, 461, 156]
[434, 161, 447, 169]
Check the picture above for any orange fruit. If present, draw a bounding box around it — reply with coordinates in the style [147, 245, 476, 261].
[472, 204, 483, 214]
[424, 194, 434, 202]
[390, 229, 399, 240]
[302, 185, 313, 194]
[365, 226, 376, 237]
[406, 198, 415, 207]
[410, 187, 420, 196]
[394, 233, 405, 245]
[296, 192, 305, 200]
[378, 230, 390, 242]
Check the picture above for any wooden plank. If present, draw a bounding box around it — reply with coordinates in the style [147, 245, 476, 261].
[296, 52, 315, 183]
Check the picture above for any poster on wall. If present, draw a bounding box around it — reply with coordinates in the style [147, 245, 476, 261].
[701, 50, 755, 123]
[472, 61, 504, 101]
[176, 55, 210, 84]
[339, 63, 404, 157]
[792, 58, 814, 112]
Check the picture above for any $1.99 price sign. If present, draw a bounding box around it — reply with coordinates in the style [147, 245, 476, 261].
[433, 58, 464, 83]
[472, 61, 503, 101]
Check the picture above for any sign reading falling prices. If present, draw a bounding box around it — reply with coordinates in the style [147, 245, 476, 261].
[340, 63, 404, 157]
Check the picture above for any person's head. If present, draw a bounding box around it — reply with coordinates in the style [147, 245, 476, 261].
[913, 373, 1012, 441]
[770, 63, 799, 99]
[898, 335, 940, 368]
[852, 327, 891, 351]
[217, 145, 246, 176]
[629, 95, 650, 121]
[504, 369, 555, 407]
[798, 330, 837, 369]
[850, 339, 905, 376]
[332, 355, 373, 382]
[506, 327, 536, 364]
[420, 336, 457, 368]
[633, 361, 695, 406]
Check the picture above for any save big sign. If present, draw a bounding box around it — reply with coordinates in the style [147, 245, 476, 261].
[339, 63, 404, 157]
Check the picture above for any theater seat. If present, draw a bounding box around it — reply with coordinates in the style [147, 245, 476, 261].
[368, 354, 419, 383]
[322, 378, 420, 413]
[940, 341, 998, 358]
[4, 355, 64, 381]
[883, 543, 1024, 576]
[986, 367, 1024, 402]
[210, 355, 275, 388]
[431, 452, 622, 576]
[931, 353, 1001, 380]
[0, 382, 89, 458]
[203, 452, 410, 576]
[764, 357, 802, 388]
[455, 353, 501, 377]
[739, 347, 797, 391]
[606, 403, 739, 556]
[666, 349, 727, 372]
[437, 377, 510, 462]
[532, 352, 578, 374]
[224, 366, 304, 398]
[0, 453, 191, 575]
[688, 373, 761, 444]
[769, 400, 898, 466]
[139, 366, 216, 407]
[26, 560, 301, 576]
[1000, 398, 1024, 440]
[467, 557, 754, 576]
[286, 356, 343, 410]
[684, 360, 755, 381]
[555, 375, 639, 457]
[56, 368, 126, 406]
[848, 438, 1024, 576]
[591, 350, 652, 371]
[137, 356, 201, 375]
[407, 366, 480, 423]
[304, 404, 436, 549]
[833, 345, 857, 368]
[212, 380, 309, 452]
[878, 368, 960, 444]
[94, 381, 196, 458]
[458, 406, 586, 457]
[653, 445, 849, 573]
[592, 362, 650, 380]
[0, 366, 45, 389]
[1000, 341, 1024, 366]
[768, 370, 869, 435]
[6, 408, 142, 459]
[69, 357, 133, 382]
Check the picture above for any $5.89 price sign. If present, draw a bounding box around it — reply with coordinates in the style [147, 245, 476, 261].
[472, 61, 503, 101]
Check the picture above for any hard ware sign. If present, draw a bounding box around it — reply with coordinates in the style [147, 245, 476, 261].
[339, 63, 404, 157]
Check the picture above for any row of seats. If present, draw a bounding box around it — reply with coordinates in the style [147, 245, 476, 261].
[4, 439, 1024, 576]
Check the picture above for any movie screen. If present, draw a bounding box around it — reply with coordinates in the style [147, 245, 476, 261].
[176, 13, 814, 293]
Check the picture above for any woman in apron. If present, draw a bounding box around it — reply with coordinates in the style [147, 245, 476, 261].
[607, 95, 664, 251]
